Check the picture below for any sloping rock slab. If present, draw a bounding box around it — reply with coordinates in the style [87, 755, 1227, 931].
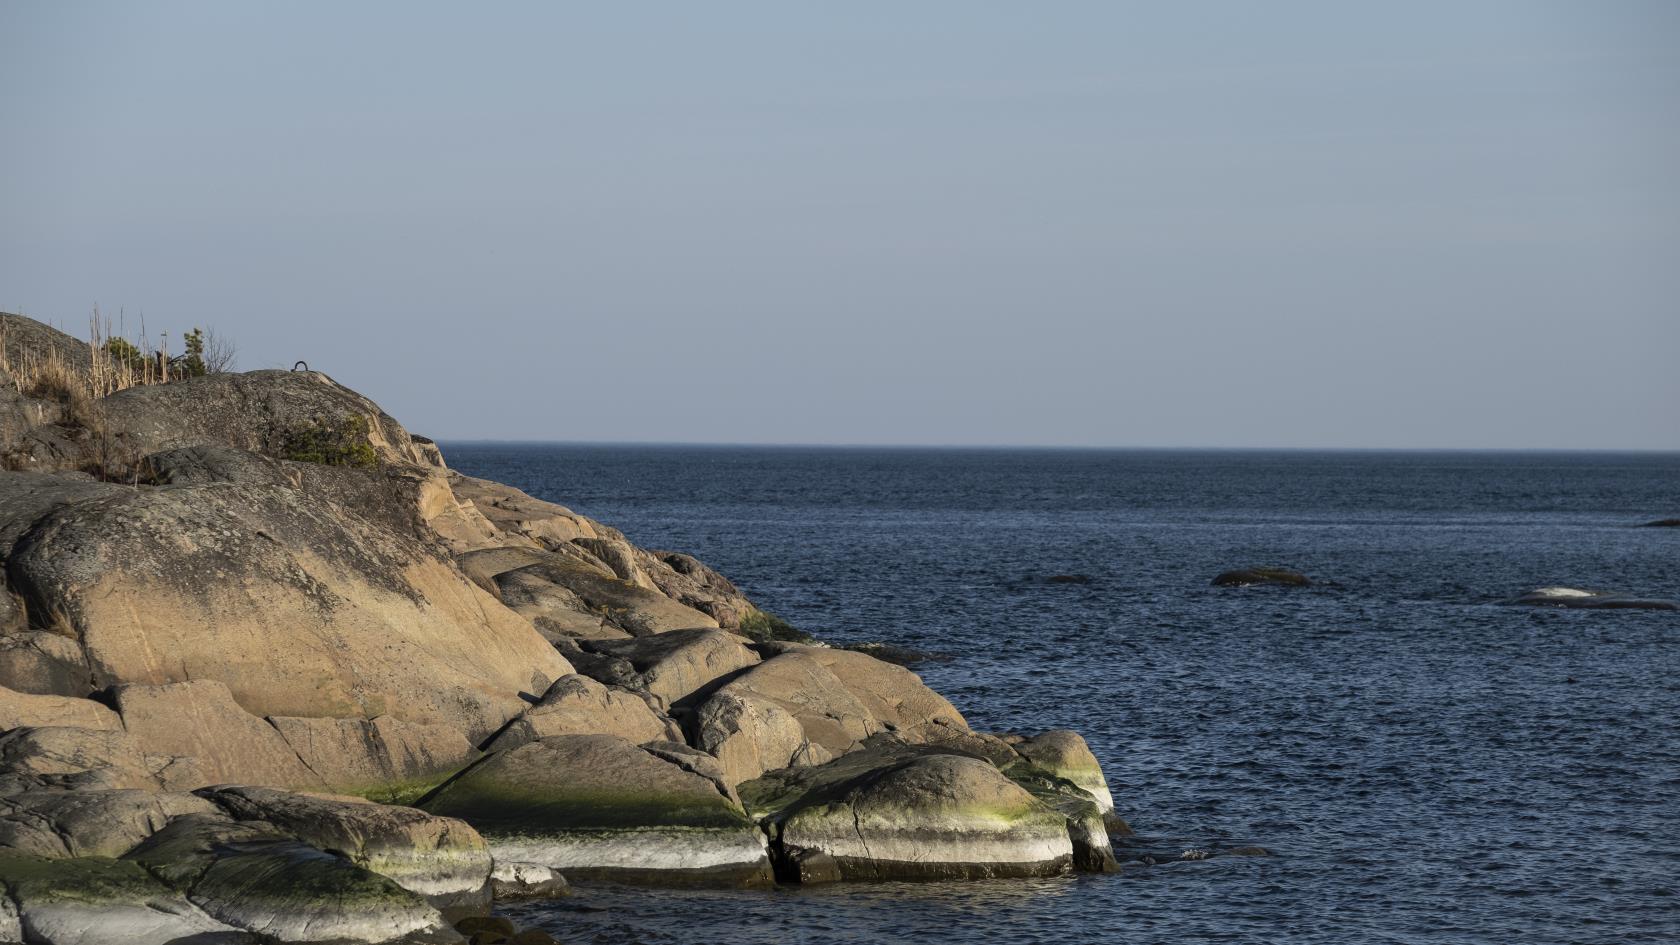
[0, 686, 120, 732]
[266, 714, 478, 800]
[5, 478, 570, 741]
[114, 681, 322, 790]
[0, 726, 160, 794]
[420, 734, 771, 887]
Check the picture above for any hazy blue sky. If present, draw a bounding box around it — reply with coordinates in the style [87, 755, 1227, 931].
[2, 2, 1676, 448]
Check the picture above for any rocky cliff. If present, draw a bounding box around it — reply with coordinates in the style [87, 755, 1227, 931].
[0, 314, 1124, 944]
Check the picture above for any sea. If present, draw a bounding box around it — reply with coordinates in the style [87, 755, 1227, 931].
[442, 445, 1680, 945]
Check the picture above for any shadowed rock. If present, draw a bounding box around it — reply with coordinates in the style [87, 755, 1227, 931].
[0, 789, 219, 859]
[0, 850, 253, 945]
[579, 629, 760, 707]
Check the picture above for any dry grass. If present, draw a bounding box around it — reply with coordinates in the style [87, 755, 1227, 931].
[0, 311, 215, 482]
[0, 312, 181, 411]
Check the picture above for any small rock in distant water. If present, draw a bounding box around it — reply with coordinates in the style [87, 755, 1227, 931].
[1045, 574, 1093, 585]
[1211, 567, 1311, 588]
[1509, 587, 1679, 611]
[1639, 517, 1680, 528]
[841, 641, 948, 665]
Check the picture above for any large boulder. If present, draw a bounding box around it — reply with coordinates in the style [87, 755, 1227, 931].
[691, 688, 830, 789]
[420, 734, 772, 887]
[700, 646, 967, 760]
[1, 472, 571, 741]
[742, 741, 1073, 883]
[484, 674, 678, 753]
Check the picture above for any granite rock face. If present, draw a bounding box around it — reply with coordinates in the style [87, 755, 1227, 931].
[1, 471, 572, 743]
[0, 312, 1126, 931]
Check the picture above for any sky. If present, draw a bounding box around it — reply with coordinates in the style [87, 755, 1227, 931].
[1, 2, 1676, 449]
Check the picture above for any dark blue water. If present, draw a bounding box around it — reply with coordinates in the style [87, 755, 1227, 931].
[444, 446, 1680, 945]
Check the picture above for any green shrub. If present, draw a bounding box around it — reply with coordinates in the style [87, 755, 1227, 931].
[736, 608, 813, 644]
[103, 337, 147, 372]
[280, 415, 379, 469]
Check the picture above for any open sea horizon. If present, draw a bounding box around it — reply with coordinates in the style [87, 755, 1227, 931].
[444, 444, 1680, 945]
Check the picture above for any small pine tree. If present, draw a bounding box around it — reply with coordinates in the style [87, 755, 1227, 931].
[178, 328, 208, 377]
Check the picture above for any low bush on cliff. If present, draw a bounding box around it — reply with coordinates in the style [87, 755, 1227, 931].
[737, 608, 814, 644]
[279, 415, 380, 469]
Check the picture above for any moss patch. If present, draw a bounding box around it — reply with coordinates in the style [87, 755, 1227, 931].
[0, 853, 169, 906]
[423, 783, 752, 833]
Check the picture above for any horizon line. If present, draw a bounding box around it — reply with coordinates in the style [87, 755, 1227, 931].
[432, 438, 1680, 455]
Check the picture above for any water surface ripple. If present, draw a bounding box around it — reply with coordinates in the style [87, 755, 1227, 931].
[445, 446, 1680, 945]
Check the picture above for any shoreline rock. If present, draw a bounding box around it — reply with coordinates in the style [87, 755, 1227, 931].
[0, 311, 1130, 939]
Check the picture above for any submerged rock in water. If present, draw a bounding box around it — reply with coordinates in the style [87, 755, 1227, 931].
[1508, 587, 1679, 611]
[1045, 574, 1092, 585]
[1211, 567, 1311, 588]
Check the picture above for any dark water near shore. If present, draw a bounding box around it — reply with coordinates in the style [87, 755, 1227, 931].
[445, 446, 1680, 945]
